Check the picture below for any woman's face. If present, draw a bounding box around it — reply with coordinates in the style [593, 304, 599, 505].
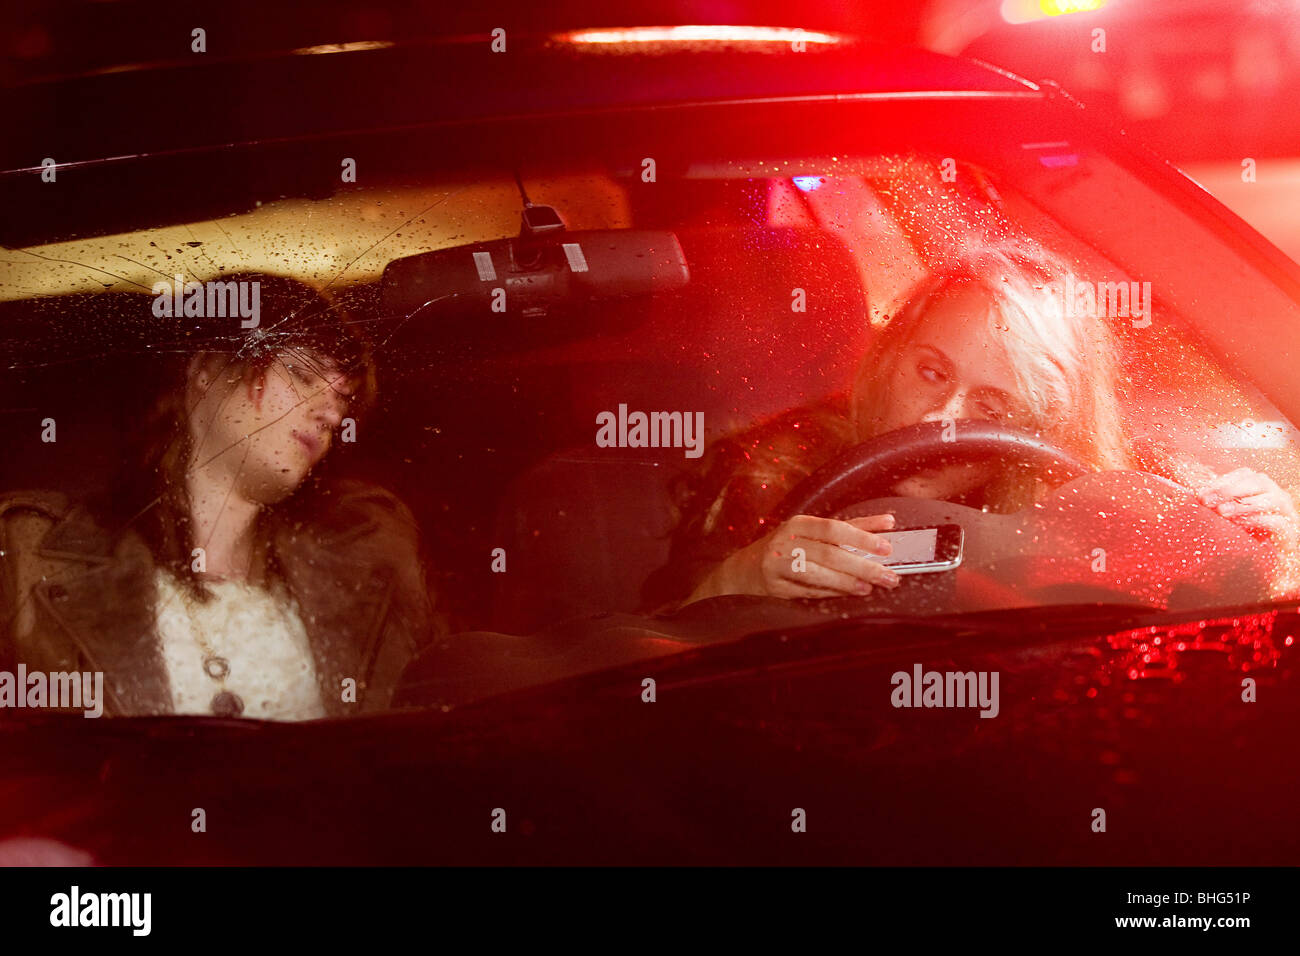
[188, 349, 357, 504]
[858, 285, 1030, 501]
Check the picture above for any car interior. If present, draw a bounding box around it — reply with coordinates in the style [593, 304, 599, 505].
[4, 152, 1300, 700]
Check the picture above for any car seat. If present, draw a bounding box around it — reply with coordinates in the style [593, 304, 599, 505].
[486, 224, 870, 633]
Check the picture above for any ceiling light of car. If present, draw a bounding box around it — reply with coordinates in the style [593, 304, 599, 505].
[1001, 0, 1110, 24]
[556, 25, 842, 46]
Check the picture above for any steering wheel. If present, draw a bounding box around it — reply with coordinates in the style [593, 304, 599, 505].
[773, 420, 1093, 520]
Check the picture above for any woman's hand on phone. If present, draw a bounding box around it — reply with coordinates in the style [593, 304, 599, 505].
[691, 513, 902, 601]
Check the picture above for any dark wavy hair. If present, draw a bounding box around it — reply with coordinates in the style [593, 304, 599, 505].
[97, 273, 379, 599]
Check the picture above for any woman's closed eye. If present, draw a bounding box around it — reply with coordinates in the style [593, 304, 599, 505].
[286, 361, 351, 400]
[915, 360, 1009, 421]
[917, 360, 947, 384]
[328, 376, 357, 400]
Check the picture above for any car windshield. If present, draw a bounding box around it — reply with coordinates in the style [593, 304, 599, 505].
[4, 96, 1300, 718]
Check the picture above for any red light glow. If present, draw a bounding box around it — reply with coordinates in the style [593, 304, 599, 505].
[1103, 611, 1283, 683]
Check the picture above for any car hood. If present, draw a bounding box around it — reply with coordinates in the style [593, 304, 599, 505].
[2, 598, 1295, 864]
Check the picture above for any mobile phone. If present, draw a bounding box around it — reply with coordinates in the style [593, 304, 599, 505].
[841, 524, 964, 574]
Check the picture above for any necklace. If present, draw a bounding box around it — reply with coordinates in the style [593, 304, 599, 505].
[186, 538, 265, 717]
[192, 622, 243, 717]
[180, 579, 244, 718]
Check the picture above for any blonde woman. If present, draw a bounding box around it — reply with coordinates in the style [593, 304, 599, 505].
[645, 245, 1299, 607]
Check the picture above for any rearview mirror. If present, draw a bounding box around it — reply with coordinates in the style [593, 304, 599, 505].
[380, 224, 690, 321]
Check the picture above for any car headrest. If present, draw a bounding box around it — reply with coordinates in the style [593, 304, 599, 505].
[560, 224, 871, 445]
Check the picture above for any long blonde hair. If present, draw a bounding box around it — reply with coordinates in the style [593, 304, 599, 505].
[850, 244, 1132, 511]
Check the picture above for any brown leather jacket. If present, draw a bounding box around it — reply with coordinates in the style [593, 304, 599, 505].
[0, 480, 438, 718]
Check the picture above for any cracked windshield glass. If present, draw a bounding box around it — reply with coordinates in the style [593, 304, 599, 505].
[4, 143, 1300, 721]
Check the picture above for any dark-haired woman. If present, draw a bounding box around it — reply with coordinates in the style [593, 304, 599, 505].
[0, 274, 439, 719]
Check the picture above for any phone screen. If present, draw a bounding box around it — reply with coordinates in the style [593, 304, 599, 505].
[866, 527, 938, 566]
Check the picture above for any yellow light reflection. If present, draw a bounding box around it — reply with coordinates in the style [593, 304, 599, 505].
[1001, 0, 1109, 25]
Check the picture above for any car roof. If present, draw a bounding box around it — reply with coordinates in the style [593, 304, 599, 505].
[3, 32, 1038, 173]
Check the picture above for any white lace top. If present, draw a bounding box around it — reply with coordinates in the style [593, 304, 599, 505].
[154, 570, 326, 721]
